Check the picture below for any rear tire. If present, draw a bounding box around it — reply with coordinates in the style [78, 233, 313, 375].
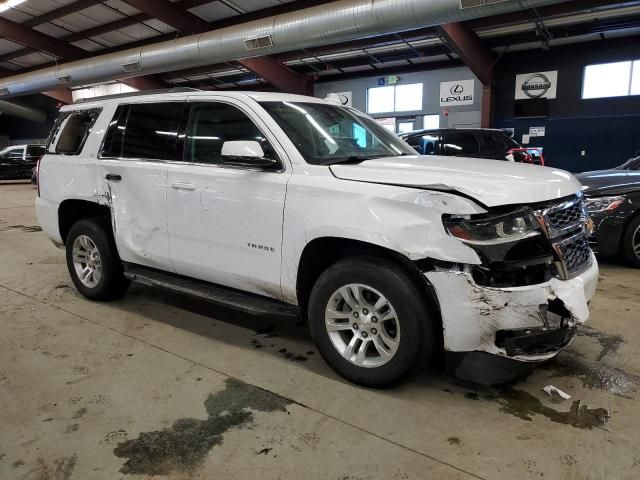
[620, 215, 640, 268]
[308, 256, 434, 387]
[65, 218, 129, 300]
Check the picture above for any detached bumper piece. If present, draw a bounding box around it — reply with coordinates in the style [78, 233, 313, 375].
[495, 326, 576, 357]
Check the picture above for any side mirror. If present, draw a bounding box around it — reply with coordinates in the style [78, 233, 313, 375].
[220, 140, 278, 168]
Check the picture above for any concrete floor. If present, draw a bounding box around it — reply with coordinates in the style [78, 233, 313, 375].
[1, 183, 639, 480]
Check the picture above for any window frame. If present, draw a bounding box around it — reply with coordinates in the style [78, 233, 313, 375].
[173, 99, 286, 172]
[581, 59, 640, 100]
[98, 101, 184, 161]
[48, 108, 102, 156]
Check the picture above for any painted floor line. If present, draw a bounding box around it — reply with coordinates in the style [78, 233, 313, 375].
[0, 281, 488, 480]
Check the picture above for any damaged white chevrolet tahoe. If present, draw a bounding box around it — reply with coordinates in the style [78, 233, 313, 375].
[36, 90, 598, 386]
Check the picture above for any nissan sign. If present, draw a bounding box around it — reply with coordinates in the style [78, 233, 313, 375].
[440, 80, 475, 106]
[515, 71, 558, 100]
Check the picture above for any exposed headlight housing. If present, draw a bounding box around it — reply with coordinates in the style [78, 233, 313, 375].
[444, 208, 541, 245]
[584, 196, 625, 213]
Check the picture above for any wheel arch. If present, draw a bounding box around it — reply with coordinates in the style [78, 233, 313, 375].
[58, 199, 112, 245]
[295, 236, 442, 340]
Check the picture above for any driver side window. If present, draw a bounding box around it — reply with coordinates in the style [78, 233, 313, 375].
[183, 102, 274, 165]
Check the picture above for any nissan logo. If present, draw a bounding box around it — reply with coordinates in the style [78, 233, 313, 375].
[522, 73, 552, 98]
[450, 84, 464, 95]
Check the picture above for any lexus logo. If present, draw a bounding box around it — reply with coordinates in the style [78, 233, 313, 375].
[522, 73, 552, 98]
[450, 84, 464, 95]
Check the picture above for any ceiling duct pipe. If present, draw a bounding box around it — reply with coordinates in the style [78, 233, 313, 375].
[0, 0, 570, 98]
[0, 99, 47, 122]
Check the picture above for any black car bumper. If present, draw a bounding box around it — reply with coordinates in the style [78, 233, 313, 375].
[591, 213, 626, 257]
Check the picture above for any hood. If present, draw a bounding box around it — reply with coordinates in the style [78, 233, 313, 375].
[575, 169, 640, 196]
[330, 156, 581, 207]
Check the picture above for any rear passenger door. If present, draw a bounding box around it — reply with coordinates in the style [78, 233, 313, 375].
[166, 97, 290, 299]
[97, 101, 183, 271]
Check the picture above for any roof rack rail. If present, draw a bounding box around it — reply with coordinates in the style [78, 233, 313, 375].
[73, 87, 202, 104]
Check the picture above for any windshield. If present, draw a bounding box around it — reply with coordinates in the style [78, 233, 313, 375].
[260, 101, 415, 165]
[616, 156, 640, 170]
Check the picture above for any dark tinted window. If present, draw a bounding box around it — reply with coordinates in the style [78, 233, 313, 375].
[101, 103, 181, 160]
[101, 106, 127, 158]
[619, 157, 640, 170]
[2, 148, 23, 159]
[442, 131, 480, 156]
[26, 146, 46, 156]
[478, 131, 519, 150]
[123, 103, 181, 159]
[403, 133, 422, 152]
[183, 103, 272, 165]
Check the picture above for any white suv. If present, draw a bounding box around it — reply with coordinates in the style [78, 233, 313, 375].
[36, 90, 598, 386]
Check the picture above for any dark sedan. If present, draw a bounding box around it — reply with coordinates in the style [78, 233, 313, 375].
[0, 144, 46, 180]
[577, 169, 640, 267]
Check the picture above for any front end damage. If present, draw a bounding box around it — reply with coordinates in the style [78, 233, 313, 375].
[426, 193, 599, 377]
[426, 261, 598, 361]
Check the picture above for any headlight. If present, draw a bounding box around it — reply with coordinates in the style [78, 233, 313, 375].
[584, 196, 625, 213]
[444, 208, 541, 245]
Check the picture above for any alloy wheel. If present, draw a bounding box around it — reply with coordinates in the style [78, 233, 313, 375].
[72, 235, 102, 288]
[324, 283, 400, 368]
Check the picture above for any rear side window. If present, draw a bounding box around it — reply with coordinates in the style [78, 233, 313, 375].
[442, 131, 480, 156]
[101, 102, 182, 160]
[478, 132, 519, 150]
[2, 147, 24, 159]
[49, 109, 102, 155]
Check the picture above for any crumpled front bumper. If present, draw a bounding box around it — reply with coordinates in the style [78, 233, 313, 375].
[425, 254, 599, 362]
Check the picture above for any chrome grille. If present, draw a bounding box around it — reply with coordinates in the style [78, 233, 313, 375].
[546, 202, 584, 234]
[553, 233, 593, 278]
[534, 195, 593, 280]
[536, 196, 586, 238]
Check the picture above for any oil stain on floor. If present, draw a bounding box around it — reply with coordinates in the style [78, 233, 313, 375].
[113, 378, 291, 475]
[487, 388, 610, 430]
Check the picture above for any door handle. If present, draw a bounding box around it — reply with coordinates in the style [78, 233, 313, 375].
[105, 173, 122, 181]
[171, 182, 196, 191]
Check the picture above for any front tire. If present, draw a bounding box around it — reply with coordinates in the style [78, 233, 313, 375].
[620, 215, 640, 268]
[308, 257, 434, 387]
[65, 218, 129, 300]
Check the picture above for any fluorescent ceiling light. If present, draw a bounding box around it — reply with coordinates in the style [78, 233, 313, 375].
[0, 0, 28, 13]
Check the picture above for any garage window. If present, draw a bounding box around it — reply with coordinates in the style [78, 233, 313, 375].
[367, 83, 423, 113]
[582, 60, 640, 99]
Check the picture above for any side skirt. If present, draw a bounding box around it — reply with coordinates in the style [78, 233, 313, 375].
[123, 263, 299, 317]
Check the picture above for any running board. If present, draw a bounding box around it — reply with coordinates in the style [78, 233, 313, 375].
[123, 264, 298, 317]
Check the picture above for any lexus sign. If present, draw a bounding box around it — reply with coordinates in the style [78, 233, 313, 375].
[515, 71, 558, 100]
[440, 80, 475, 106]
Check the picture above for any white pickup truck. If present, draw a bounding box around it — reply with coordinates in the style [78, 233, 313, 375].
[36, 90, 598, 386]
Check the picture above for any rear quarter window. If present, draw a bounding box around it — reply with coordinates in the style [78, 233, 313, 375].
[48, 108, 102, 155]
